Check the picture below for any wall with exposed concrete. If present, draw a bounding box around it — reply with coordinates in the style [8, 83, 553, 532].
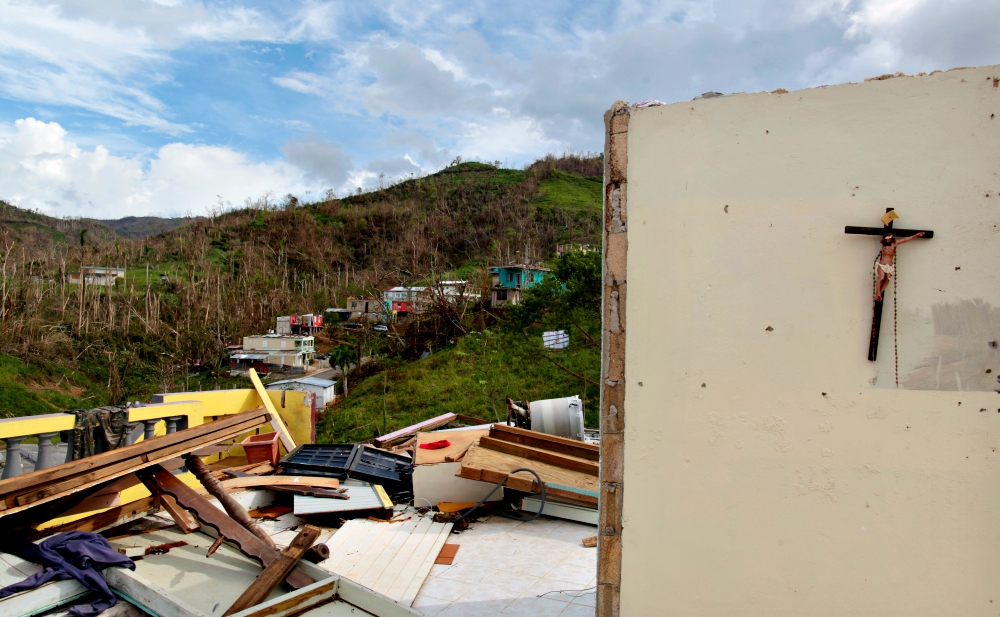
[607, 65, 1000, 616]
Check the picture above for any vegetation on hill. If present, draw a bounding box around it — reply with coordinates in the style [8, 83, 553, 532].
[97, 216, 201, 239]
[317, 250, 603, 442]
[0, 154, 604, 422]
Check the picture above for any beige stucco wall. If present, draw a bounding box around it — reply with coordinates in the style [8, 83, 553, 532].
[619, 66, 1000, 615]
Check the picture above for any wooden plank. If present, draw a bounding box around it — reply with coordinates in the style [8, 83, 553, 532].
[28, 496, 160, 540]
[489, 424, 599, 461]
[55, 491, 121, 518]
[142, 465, 314, 590]
[457, 445, 598, 506]
[0, 408, 267, 495]
[227, 578, 339, 617]
[9, 415, 268, 512]
[370, 517, 433, 597]
[373, 413, 457, 447]
[0, 411, 270, 516]
[414, 427, 490, 465]
[159, 494, 200, 534]
[218, 476, 340, 491]
[248, 368, 297, 453]
[478, 436, 600, 476]
[223, 525, 321, 616]
[400, 522, 453, 605]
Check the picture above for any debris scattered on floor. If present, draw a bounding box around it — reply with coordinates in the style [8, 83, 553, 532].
[0, 390, 599, 617]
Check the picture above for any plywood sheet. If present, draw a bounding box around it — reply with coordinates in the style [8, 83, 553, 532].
[317, 517, 452, 606]
[458, 443, 598, 495]
[414, 427, 491, 465]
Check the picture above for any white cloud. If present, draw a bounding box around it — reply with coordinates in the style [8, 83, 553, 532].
[0, 118, 332, 218]
[282, 134, 354, 185]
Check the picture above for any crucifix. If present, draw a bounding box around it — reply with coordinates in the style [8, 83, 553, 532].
[845, 208, 933, 361]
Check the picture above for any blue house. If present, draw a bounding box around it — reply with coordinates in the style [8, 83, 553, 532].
[489, 264, 550, 306]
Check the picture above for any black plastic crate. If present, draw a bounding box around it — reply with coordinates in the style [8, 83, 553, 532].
[279, 444, 358, 479]
[348, 445, 413, 486]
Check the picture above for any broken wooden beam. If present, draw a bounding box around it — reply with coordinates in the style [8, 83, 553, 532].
[248, 368, 298, 453]
[217, 475, 340, 491]
[222, 525, 321, 616]
[488, 423, 600, 461]
[373, 413, 457, 447]
[27, 496, 160, 541]
[139, 475, 200, 533]
[184, 454, 276, 549]
[138, 464, 314, 589]
[0, 407, 271, 517]
[477, 436, 600, 476]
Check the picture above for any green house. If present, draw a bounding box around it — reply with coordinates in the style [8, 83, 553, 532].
[489, 264, 550, 305]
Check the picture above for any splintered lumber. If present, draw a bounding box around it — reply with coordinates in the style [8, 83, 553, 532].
[489, 424, 600, 461]
[373, 413, 457, 447]
[477, 436, 599, 476]
[28, 496, 160, 541]
[218, 476, 340, 491]
[0, 407, 271, 517]
[139, 464, 314, 590]
[457, 444, 598, 507]
[139, 474, 200, 534]
[184, 454, 276, 549]
[248, 368, 297, 453]
[222, 525, 321, 616]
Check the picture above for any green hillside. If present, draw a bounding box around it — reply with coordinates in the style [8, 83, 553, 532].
[0, 154, 604, 428]
[96, 216, 201, 239]
[318, 330, 599, 443]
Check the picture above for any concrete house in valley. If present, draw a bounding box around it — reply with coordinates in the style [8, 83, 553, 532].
[233, 333, 315, 373]
[489, 264, 549, 306]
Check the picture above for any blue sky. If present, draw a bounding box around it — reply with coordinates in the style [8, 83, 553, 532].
[0, 0, 997, 219]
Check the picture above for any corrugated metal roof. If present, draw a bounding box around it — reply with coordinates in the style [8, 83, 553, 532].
[293, 480, 391, 514]
[231, 353, 268, 360]
[267, 377, 337, 388]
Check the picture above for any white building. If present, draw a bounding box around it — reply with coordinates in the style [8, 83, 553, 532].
[242, 334, 315, 372]
[266, 376, 338, 407]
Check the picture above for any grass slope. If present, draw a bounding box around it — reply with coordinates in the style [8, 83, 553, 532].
[534, 171, 603, 214]
[317, 330, 600, 444]
[0, 354, 97, 418]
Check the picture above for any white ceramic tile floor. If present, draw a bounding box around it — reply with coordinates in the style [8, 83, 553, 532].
[412, 515, 596, 617]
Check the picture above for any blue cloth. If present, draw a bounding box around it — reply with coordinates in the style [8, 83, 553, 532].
[0, 531, 135, 617]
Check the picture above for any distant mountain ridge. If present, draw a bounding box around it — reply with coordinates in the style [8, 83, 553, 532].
[0, 200, 199, 245]
[94, 216, 201, 239]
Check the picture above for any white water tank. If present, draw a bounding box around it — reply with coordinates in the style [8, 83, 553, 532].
[530, 395, 585, 441]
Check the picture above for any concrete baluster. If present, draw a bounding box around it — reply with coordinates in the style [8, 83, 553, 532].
[2, 437, 26, 479]
[35, 432, 60, 470]
[143, 420, 159, 441]
[165, 416, 182, 435]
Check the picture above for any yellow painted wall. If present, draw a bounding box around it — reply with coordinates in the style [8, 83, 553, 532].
[25, 388, 313, 529]
[155, 388, 314, 456]
[618, 66, 1000, 615]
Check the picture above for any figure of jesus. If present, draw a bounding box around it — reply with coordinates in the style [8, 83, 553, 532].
[875, 231, 925, 301]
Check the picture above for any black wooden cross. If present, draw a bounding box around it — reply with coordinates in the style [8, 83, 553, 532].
[845, 208, 934, 361]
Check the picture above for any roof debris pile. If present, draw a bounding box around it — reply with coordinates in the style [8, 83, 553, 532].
[0, 391, 598, 617]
